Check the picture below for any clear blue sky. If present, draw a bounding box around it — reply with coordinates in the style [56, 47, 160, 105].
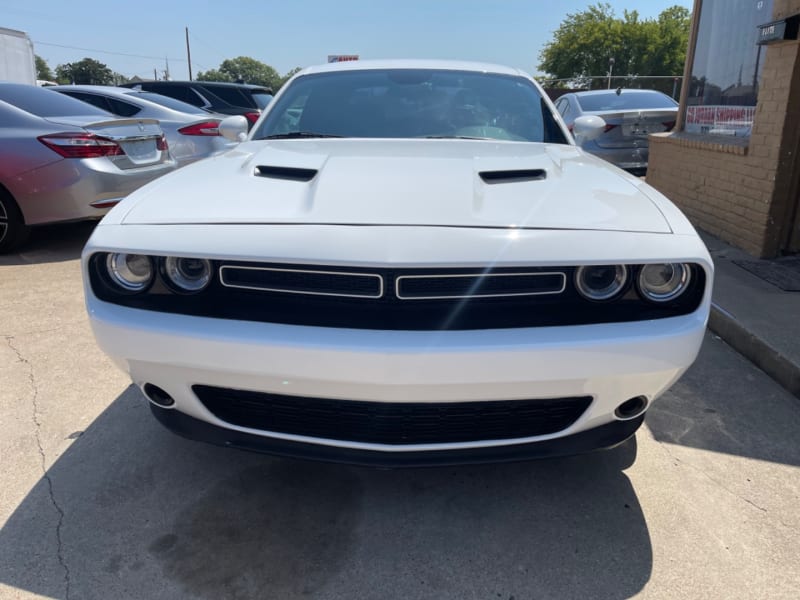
[2, 1, 692, 80]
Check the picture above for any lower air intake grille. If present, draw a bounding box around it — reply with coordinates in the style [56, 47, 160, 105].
[193, 385, 592, 445]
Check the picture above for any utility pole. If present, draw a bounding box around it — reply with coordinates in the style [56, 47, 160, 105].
[185, 27, 193, 81]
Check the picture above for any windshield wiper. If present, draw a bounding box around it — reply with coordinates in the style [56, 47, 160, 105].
[261, 132, 344, 140]
[422, 135, 492, 140]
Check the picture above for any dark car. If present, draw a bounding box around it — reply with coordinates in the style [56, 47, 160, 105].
[121, 81, 273, 126]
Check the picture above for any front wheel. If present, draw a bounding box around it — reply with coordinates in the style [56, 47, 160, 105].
[0, 189, 30, 254]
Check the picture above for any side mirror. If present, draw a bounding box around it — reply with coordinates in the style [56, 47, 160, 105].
[572, 115, 607, 144]
[219, 116, 249, 143]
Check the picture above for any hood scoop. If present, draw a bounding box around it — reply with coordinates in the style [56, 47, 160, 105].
[479, 169, 546, 184]
[255, 165, 318, 182]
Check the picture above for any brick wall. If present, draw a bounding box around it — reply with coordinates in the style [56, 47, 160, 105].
[646, 0, 800, 257]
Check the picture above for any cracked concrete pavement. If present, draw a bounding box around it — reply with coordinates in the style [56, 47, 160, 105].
[1, 222, 799, 600]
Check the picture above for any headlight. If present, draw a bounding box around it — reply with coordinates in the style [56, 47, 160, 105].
[574, 265, 628, 301]
[163, 257, 212, 292]
[637, 263, 692, 302]
[106, 253, 153, 292]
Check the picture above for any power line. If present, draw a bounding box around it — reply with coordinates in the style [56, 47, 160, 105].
[33, 40, 187, 62]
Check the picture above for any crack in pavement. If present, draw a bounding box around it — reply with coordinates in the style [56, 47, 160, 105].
[5, 335, 72, 600]
[655, 437, 769, 514]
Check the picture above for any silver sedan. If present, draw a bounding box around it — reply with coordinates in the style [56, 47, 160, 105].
[0, 83, 176, 253]
[555, 89, 678, 174]
[50, 85, 235, 167]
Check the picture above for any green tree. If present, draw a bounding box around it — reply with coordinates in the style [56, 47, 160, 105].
[197, 56, 282, 90]
[279, 67, 302, 89]
[55, 58, 114, 85]
[538, 3, 690, 91]
[34, 55, 53, 81]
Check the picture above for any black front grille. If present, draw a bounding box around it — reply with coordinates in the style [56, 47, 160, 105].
[89, 257, 707, 330]
[193, 385, 592, 445]
[396, 271, 565, 299]
[220, 265, 382, 298]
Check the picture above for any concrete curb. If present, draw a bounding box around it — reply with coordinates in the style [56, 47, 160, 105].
[709, 303, 800, 399]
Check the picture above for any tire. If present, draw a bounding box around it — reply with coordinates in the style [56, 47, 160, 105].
[0, 188, 30, 254]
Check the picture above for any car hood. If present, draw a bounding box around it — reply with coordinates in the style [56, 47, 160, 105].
[119, 139, 671, 233]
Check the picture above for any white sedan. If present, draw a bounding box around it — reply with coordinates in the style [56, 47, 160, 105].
[82, 60, 712, 466]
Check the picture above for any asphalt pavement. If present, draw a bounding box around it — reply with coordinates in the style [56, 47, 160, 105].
[1, 223, 799, 600]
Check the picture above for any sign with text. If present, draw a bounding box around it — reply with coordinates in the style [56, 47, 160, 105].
[328, 55, 359, 63]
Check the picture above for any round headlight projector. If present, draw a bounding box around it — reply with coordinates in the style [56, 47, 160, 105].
[637, 263, 691, 302]
[575, 265, 628, 301]
[163, 257, 212, 292]
[106, 253, 153, 291]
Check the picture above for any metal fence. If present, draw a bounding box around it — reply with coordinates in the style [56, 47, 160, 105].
[539, 75, 684, 99]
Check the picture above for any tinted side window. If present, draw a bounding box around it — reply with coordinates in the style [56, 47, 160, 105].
[59, 91, 112, 112]
[203, 86, 253, 107]
[146, 84, 200, 106]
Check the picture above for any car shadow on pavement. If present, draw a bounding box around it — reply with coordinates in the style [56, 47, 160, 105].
[0, 221, 97, 266]
[646, 334, 800, 466]
[0, 385, 652, 600]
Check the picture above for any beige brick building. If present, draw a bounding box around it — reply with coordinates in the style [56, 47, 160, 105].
[647, 0, 800, 257]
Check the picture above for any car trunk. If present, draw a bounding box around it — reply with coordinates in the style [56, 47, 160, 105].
[592, 110, 676, 149]
[44, 116, 169, 169]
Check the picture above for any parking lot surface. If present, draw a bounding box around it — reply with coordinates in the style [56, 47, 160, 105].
[1, 224, 799, 600]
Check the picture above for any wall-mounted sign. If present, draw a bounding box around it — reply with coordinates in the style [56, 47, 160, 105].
[757, 16, 799, 44]
[328, 55, 359, 63]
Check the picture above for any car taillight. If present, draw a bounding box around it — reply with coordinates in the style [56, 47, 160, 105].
[38, 133, 124, 158]
[177, 121, 221, 136]
[603, 124, 618, 133]
[244, 111, 260, 125]
[156, 134, 168, 150]
[663, 121, 676, 131]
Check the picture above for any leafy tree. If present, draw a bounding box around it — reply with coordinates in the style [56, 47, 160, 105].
[197, 56, 282, 90]
[35, 55, 53, 81]
[197, 57, 301, 91]
[538, 3, 690, 91]
[110, 72, 129, 85]
[55, 58, 114, 85]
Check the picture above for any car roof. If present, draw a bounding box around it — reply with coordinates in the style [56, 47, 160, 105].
[571, 88, 668, 97]
[297, 59, 528, 78]
[136, 80, 271, 91]
[50, 85, 139, 94]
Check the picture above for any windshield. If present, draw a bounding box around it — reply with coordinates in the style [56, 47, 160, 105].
[128, 91, 209, 115]
[253, 69, 568, 143]
[576, 91, 678, 112]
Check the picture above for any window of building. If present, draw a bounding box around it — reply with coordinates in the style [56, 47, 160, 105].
[684, 0, 774, 137]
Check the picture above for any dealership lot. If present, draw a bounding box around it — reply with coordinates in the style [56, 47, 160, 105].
[1, 223, 799, 600]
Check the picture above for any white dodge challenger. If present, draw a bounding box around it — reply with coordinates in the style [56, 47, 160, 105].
[82, 60, 712, 466]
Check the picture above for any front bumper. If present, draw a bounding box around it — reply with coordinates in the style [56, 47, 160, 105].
[88, 298, 706, 458]
[151, 404, 644, 467]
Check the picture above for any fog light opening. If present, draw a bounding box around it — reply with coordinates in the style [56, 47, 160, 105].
[615, 396, 648, 420]
[143, 383, 175, 408]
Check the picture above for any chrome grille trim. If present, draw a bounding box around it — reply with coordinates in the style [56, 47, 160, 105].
[219, 265, 384, 299]
[395, 271, 567, 300]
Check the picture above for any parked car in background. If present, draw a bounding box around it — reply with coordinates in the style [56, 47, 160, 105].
[51, 85, 234, 166]
[555, 89, 678, 174]
[120, 81, 273, 127]
[0, 82, 175, 253]
[83, 60, 712, 466]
